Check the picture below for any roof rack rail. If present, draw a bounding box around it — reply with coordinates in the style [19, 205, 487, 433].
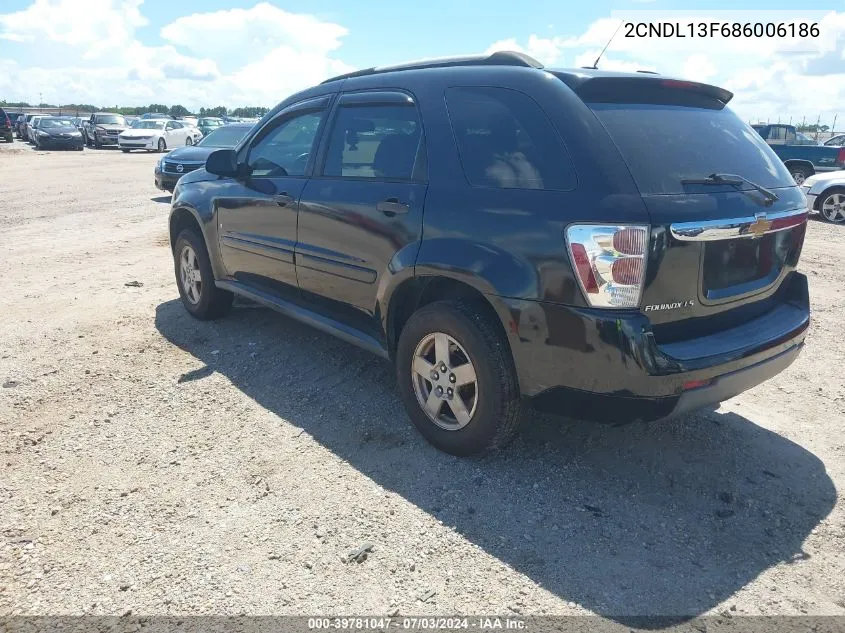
[320, 51, 544, 84]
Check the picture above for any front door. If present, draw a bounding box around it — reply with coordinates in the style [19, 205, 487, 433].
[296, 91, 427, 336]
[217, 100, 328, 295]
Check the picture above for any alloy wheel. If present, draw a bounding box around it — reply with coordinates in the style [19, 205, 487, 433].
[821, 192, 845, 223]
[411, 332, 478, 430]
[179, 244, 202, 304]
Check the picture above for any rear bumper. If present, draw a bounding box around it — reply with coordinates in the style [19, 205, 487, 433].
[505, 272, 810, 422]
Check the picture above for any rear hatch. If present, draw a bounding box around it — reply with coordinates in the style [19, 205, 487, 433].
[576, 77, 807, 339]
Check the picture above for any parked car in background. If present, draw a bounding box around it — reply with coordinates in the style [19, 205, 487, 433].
[26, 115, 43, 142]
[141, 112, 173, 120]
[801, 170, 845, 224]
[155, 122, 251, 192]
[752, 123, 845, 184]
[119, 118, 196, 152]
[0, 107, 14, 142]
[197, 117, 223, 137]
[83, 113, 127, 148]
[18, 114, 35, 139]
[32, 117, 84, 150]
[168, 53, 810, 455]
[15, 115, 26, 138]
[823, 134, 845, 147]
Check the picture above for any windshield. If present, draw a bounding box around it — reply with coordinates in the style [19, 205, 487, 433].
[40, 119, 75, 129]
[590, 103, 796, 194]
[132, 120, 166, 130]
[199, 118, 222, 126]
[198, 125, 248, 148]
[96, 115, 125, 125]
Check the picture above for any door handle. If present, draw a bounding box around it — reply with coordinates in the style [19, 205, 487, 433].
[274, 193, 294, 207]
[377, 198, 409, 216]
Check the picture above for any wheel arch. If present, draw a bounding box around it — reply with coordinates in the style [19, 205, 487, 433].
[783, 159, 815, 176]
[816, 185, 845, 217]
[384, 274, 520, 375]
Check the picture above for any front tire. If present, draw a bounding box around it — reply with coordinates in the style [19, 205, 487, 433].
[185, 136, 193, 146]
[396, 300, 523, 456]
[158, 138, 166, 153]
[173, 229, 233, 320]
[121, 148, 130, 153]
[819, 188, 845, 224]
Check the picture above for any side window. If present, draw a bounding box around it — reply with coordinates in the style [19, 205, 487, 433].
[768, 126, 785, 142]
[166, 122, 176, 130]
[445, 87, 575, 190]
[783, 127, 796, 143]
[247, 110, 323, 178]
[323, 104, 421, 180]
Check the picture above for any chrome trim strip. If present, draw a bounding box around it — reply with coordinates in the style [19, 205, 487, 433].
[669, 207, 807, 242]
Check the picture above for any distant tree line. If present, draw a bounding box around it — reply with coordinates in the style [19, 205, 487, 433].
[0, 100, 269, 118]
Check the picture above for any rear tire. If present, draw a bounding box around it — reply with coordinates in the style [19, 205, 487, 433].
[819, 187, 845, 224]
[173, 229, 233, 320]
[158, 138, 166, 153]
[396, 300, 523, 456]
[789, 165, 813, 186]
[121, 149, 130, 153]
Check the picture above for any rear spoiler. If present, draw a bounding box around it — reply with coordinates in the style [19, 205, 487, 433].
[552, 73, 733, 107]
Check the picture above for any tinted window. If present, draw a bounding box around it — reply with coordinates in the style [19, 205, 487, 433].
[590, 103, 795, 194]
[95, 114, 125, 125]
[445, 87, 575, 190]
[247, 111, 322, 178]
[40, 119, 74, 129]
[198, 125, 249, 148]
[323, 104, 421, 180]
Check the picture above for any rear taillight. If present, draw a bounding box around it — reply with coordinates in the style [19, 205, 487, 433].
[566, 224, 649, 308]
[837, 147, 845, 165]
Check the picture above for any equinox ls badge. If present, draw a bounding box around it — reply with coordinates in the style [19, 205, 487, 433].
[644, 300, 695, 312]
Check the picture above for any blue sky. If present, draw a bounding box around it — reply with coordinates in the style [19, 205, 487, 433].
[1, 0, 843, 125]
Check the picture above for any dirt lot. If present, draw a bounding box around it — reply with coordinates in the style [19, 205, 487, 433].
[0, 138, 843, 620]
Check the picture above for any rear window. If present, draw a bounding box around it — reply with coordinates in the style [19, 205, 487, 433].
[589, 103, 795, 194]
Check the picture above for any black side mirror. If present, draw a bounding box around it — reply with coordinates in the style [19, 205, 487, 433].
[206, 149, 239, 177]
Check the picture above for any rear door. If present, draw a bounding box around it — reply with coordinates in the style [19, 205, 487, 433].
[295, 90, 427, 336]
[582, 79, 807, 332]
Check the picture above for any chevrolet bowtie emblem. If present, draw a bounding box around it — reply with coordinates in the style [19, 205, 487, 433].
[749, 213, 771, 237]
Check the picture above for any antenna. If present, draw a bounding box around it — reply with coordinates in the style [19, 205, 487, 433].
[588, 20, 624, 69]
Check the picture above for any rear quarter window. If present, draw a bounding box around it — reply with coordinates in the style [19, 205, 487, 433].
[445, 86, 576, 191]
[591, 103, 795, 194]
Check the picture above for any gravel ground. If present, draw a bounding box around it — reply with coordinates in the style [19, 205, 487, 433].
[0, 139, 843, 620]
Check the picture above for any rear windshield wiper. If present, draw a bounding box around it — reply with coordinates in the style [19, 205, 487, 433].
[681, 173, 779, 205]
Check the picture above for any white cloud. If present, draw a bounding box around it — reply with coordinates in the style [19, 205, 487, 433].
[160, 2, 348, 69]
[0, 0, 147, 57]
[485, 35, 568, 66]
[0, 0, 354, 110]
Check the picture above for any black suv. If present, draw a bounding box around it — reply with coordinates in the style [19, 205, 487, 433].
[0, 107, 15, 142]
[168, 52, 810, 455]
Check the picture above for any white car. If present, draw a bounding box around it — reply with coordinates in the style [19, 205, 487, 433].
[802, 170, 845, 223]
[26, 115, 43, 142]
[118, 119, 202, 153]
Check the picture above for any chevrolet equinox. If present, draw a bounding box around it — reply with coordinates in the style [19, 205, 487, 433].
[168, 52, 810, 455]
